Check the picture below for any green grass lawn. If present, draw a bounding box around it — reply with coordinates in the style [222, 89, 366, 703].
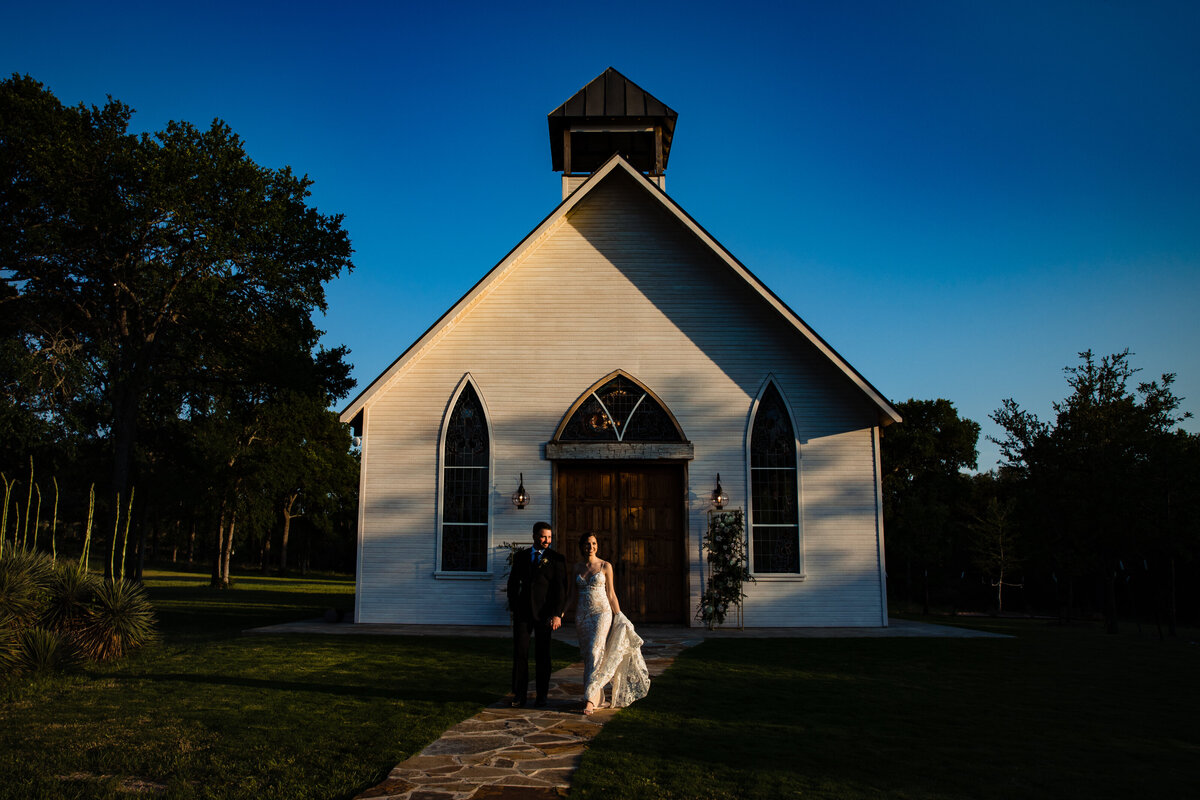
[0, 567, 574, 800]
[571, 617, 1200, 800]
[7, 572, 1198, 800]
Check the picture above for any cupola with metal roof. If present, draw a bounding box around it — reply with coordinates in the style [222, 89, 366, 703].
[548, 67, 678, 198]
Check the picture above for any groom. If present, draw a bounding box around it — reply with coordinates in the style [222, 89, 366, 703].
[507, 521, 569, 707]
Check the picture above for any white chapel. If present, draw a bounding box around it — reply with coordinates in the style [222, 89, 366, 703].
[341, 68, 901, 627]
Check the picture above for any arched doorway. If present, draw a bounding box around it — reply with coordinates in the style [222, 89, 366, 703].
[546, 372, 691, 624]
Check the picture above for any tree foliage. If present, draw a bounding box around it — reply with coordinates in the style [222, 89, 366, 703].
[882, 355, 1198, 628]
[882, 398, 980, 613]
[1, 74, 359, 579]
[991, 349, 1195, 632]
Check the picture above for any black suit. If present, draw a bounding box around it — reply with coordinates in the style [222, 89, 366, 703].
[507, 546, 569, 702]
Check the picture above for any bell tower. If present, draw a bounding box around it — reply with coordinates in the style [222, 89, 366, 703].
[548, 67, 678, 198]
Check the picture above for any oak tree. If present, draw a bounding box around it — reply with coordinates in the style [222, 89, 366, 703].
[2, 74, 355, 574]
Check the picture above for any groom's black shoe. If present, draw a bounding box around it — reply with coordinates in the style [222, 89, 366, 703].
[533, 696, 547, 707]
[510, 697, 526, 708]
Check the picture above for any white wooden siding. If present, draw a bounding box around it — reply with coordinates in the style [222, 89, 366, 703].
[357, 170, 886, 626]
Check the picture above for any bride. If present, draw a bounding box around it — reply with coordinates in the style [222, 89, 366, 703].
[570, 533, 650, 715]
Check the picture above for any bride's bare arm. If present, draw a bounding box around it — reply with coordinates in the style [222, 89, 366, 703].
[604, 561, 621, 616]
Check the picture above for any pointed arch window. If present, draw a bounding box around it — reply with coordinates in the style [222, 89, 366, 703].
[558, 374, 684, 442]
[750, 383, 801, 574]
[441, 382, 489, 572]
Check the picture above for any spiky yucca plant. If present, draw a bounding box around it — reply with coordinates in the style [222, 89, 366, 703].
[2, 549, 158, 676]
[15, 626, 79, 674]
[79, 578, 157, 661]
[42, 563, 100, 641]
[0, 549, 54, 632]
[0, 621, 18, 675]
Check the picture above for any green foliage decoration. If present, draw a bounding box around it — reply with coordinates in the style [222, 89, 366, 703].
[697, 510, 753, 628]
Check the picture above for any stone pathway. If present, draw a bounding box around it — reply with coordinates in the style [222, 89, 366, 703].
[244, 619, 1005, 799]
[353, 632, 700, 800]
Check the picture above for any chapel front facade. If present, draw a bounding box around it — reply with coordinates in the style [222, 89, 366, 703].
[341, 69, 900, 628]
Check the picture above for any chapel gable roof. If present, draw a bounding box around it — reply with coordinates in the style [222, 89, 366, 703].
[340, 155, 901, 431]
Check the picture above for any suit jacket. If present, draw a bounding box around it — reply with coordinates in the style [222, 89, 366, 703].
[507, 546, 569, 623]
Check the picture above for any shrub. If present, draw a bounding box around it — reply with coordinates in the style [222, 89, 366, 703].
[15, 626, 79, 674]
[78, 578, 157, 661]
[42, 562, 100, 640]
[0, 549, 54, 631]
[0, 549, 157, 676]
[0, 620, 18, 675]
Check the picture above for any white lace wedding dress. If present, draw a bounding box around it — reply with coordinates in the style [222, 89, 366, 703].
[576, 571, 650, 708]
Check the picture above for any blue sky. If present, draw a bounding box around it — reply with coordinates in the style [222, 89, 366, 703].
[5, 1, 1199, 469]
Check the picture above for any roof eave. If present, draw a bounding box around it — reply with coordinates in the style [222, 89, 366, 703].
[341, 154, 902, 428]
[339, 157, 632, 424]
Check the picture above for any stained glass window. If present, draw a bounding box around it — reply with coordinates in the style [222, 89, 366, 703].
[559, 375, 684, 442]
[750, 384, 800, 573]
[442, 383, 488, 571]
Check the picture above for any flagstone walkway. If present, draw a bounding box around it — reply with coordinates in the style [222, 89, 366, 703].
[352, 631, 700, 800]
[243, 619, 1005, 799]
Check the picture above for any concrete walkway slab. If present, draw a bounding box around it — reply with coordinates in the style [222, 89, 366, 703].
[246, 618, 1007, 639]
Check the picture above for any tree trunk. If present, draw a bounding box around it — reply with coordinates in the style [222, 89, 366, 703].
[904, 558, 913, 607]
[220, 510, 236, 587]
[1103, 570, 1119, 634]
[1168, 557, 1177, 637]
[134, 503, 147, 582]
[280, 492, 300, 575]
[996, 569, 1004, 614]
[211, 503, 228, 588]
[922, 568, 930, 616]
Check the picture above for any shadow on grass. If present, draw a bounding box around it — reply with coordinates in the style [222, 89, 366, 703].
[3, 569, 579, 800]
[128, 672, 497, 705]
[147, 583, 354, 637]
[572, 624, 1200, 800]
[150, 586, 350, 605]
[145, 572, 354, 588]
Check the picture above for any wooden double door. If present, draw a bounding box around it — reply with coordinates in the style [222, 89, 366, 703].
[556, 463, 686, 624]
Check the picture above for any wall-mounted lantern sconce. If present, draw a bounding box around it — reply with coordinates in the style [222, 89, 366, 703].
[512, 473, 530, 509]
[711, 474, 729, 509]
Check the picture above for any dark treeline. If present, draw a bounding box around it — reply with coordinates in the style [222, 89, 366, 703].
[1, 75, 359, 584]
[884, 351, 1200, 633]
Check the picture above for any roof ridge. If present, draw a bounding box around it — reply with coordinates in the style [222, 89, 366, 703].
[340, 156, 900, 429]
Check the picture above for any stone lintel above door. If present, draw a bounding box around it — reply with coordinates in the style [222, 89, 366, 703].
[544, 441, 694, 460]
